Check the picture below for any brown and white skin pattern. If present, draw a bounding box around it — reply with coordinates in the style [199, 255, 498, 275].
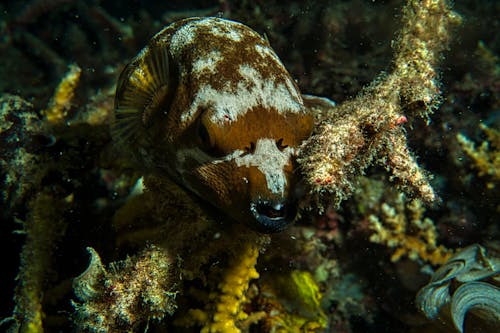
[114, 17, 314, 232]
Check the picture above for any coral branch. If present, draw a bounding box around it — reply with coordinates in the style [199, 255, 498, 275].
[391, 0, 461, 116]
[202, 241, 260, 333]
[298, 0, 461, 210]
[0, 95, 39, 207]
[176, 241, 262, 333]
[368, 196, 452, 265]
[42, 63, 82, 124]
[13, 192, 70, 333]
[457, 124, 500, 184]
[12, 31, 67, 75]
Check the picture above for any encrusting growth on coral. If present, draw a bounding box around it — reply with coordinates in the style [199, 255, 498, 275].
[457, 124, 500, 187]
[42, 63, 81, 124]
[72, 245, 178, 333]
[298, 0, 461, 210]
[368, 195, 452, 265]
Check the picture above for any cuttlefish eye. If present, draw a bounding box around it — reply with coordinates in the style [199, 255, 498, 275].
[250, 199, 297, 233]
[197, 110, 228, 157]
[197, 122, 212, 150]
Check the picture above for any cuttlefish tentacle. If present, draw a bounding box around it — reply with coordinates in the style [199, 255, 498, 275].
[113, 17, 314, 233]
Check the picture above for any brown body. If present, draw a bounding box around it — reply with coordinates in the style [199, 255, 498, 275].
[114, 17, 313, 232]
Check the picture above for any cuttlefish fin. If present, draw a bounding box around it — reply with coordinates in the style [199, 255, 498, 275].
[113, 45, 175, 145]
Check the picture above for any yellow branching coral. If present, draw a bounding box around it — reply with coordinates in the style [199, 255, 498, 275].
[175, 241, 262, 333]
[368, 195, 452, 265]
[43, 63, 81, 124]
[175, 242, 264, 333]
[298, 0, 461, 210]
[202, 242, 261, 333]
[457, 124, 500, 187]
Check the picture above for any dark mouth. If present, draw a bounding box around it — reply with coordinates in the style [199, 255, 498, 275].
[250, 199, 297, 233]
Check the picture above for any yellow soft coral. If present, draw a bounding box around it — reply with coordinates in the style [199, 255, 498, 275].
[43, 63, 81, 124]
[368, 195, 452, 265]
[202, 241, 260, 333]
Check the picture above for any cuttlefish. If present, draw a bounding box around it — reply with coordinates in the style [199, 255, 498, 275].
[113, 17, 321, 232]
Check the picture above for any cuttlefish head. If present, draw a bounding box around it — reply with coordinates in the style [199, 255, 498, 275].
[177, 103, 313, 233]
